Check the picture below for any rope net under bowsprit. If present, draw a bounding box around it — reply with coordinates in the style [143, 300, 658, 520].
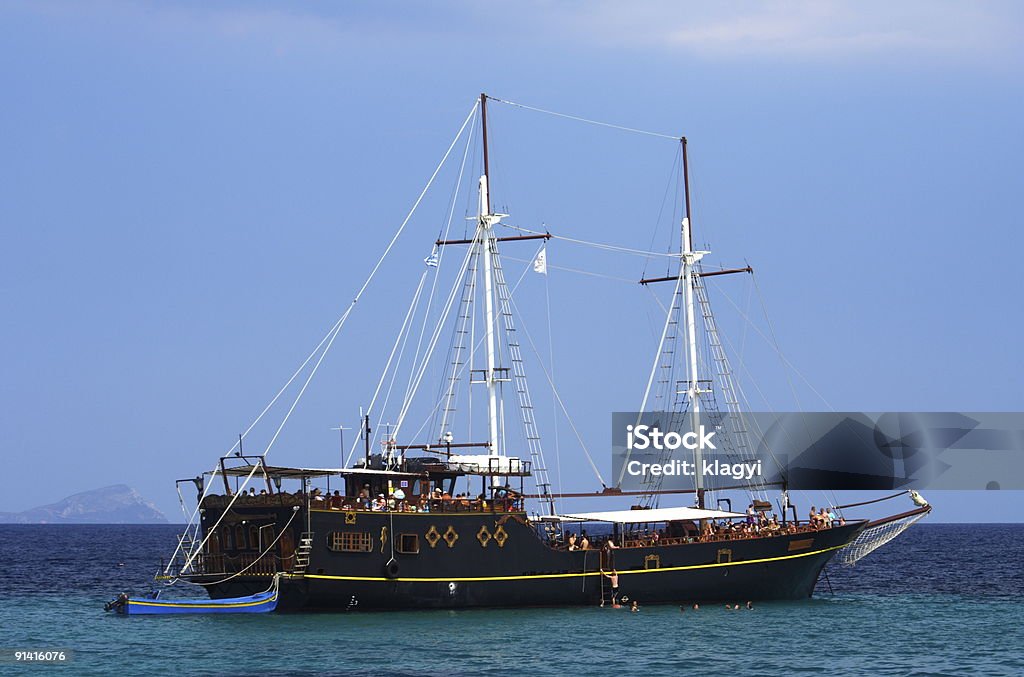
[839, 510, 929, 566]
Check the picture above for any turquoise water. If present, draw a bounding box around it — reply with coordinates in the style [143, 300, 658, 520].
[1, 525, 1021, 676]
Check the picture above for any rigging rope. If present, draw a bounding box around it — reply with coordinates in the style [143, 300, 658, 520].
[402, 108, 479, 420]
[489, 96, 681, 141]
[397, 240, 540, 450]
[172, 100, 481, 574]
[501, 223, 677, 259]
[618, 272, 685, 487]
[183, 507, 300, 586]
[392, 232, 480, 440]
[840, 507, 930, 566]
[501, 254, 638, 284]
[544, 253, 563, 515]
[505, 294, 607, 488]
[347, 269, 429, 467]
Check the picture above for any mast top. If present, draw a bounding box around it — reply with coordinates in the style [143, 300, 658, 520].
[480, 92, 491, 214]
[681, 136, 692, 253]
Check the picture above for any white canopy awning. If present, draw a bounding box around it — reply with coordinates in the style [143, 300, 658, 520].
[551, 506, 744, 524]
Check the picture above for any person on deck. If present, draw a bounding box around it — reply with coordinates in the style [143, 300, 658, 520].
[603, 539, 618, 570]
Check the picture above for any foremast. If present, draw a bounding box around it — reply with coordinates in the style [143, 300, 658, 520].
[479, 92, 506, 487]
[478, 174, 504, 481]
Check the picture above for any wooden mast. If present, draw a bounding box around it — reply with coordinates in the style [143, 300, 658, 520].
[638, 137, 751, 285]
[478, 92, 501, 478]
[682, 136, 692, 251]
[481, 93, 491, 214]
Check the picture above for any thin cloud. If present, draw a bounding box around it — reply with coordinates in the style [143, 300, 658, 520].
[560, 1, 1021, 63]
[12, 0, 1024, 65]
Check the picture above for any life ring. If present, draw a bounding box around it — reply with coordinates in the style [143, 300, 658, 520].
[384, 559, 400, 579]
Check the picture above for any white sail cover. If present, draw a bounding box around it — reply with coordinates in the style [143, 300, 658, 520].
[448, 454, 526, 474]
[556, 506, 744, 523]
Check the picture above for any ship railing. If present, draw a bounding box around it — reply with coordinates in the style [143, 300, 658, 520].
[546, 519, 845, 551]
[201, 493, 305, 509]
[202, 491, 528, 514]
[163, 552, 280, 578]
[307, 496, 524, 514]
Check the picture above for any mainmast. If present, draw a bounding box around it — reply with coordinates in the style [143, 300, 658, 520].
[680, 137, 709, 509]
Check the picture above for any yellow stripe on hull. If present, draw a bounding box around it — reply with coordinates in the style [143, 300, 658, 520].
[301, 543, 847, 583]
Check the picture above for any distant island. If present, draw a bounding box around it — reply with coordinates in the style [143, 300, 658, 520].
[0, 484, 168, 524]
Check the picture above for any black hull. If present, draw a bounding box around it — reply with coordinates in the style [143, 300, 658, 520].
[192, 507, 866, 611]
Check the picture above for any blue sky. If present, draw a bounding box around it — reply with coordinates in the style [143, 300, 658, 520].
[1, 1, 1021, 522]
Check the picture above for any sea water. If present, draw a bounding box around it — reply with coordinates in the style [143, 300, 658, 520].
[0, 524, 1020, 676]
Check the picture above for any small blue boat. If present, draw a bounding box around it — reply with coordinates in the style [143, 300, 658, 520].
[105, 580, 278, 615]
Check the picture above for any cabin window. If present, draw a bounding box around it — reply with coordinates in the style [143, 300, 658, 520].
[398, 533, 420, 554]
[249, 526, 259, 550]
[259, 525, 276, 551]
[235, 524, 246, 549]
[327, 531, 372, 553]
[222, 526, 235, 550]
[208, 531, 221, 554]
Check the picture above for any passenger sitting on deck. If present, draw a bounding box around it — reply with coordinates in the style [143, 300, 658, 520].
[373, 494, 387, 511]
[330, 490, 342, 509]
[392, 488, 406, 511]
[579, 532, 590, 550]
[568, 533, 578, 551]
[358, 485, 371, 509]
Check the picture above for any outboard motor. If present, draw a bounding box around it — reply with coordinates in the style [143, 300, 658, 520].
[103, 593, 129, 613]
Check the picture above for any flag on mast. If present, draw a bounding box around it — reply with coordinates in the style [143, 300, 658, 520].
[533, 247, 548, 275]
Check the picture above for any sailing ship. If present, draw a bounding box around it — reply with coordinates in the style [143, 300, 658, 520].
[154, 94, 931, 611]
